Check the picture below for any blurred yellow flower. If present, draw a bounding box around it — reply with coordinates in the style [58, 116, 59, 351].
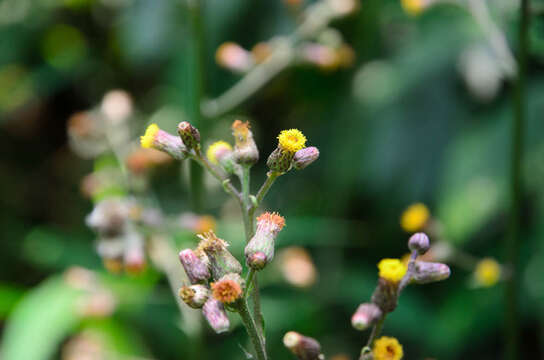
[373, 336, 403, 360]
[401, 0, 427, 16]
[278, 129, 307, 153]
[400, 203, 430, 232]
[378, 259, 407, 283]
[141, 124, 159, 149]
[206, 141, 232, 165]
[474, 258, 501, 287]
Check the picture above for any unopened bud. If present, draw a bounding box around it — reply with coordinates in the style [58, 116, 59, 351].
[177, 121, 201, 151]
[211, 273, 244, 304]
[232, 120, 259, 165]
[408, 232, 430, 255]
[179, 284, 210, 309]
[206, 141, 237, 174]
[412, 261, 451, 284]
[267, 148, 293, 173]
[283, 331, 323, 360]
[179, 249, 211, 284]
[197, 231, 242, 279]
[202, 298, 230, 333]
[140, 123, 188, 160]
[245, 212, 285, 270]
[351, 303, 382, 331]
[293, 146, 319, 170]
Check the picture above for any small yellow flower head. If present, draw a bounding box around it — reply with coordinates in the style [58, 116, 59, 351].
[474, 258, 501, 287]
[278, 129, 307, 153]
[400, 203, 430, 232]
[378, 259, 407, 283]
[373, 336, 403, 360]
[401, 0, 428, 16]
[206, 141, 233, 165]
[140, 123, 159, 148]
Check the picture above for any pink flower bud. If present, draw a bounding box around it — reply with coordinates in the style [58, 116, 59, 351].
[351, 303, 382, 331]
[202, 298, 230, 333]
[179, 249, 211, 284]
[412, 261, 451, 284]
[293, 147, 319, 170]
[408, 232, 430, 255]
[245, 212, 285, 270]
[283, 331, 323, 360]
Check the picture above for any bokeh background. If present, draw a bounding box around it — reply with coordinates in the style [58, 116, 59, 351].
[1, 0, 543, 359]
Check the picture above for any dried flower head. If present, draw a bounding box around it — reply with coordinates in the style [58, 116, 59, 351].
[211, 274, 244, 304]
[373, 336, 403, 360]
[474, 258, 501, 287]
[196, 230, 229, 255]
[278, 129, 307, 153]
[177, 121, 201, 151]
[232, 120, 259, 165]
[206, 141, 233, 165]
[378, 259, 407, 283]
[179, 284, 210, 309]
[197, 231, 242, 278]
[400, 203, 430, 233]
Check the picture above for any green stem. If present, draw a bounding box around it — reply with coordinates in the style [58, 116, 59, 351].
[245, 268, 256, 298]
[249, 172, 281, 219]
[241, 165, 252, 241]
[505, 0, 528, 358]
[191, 153, 242, 203]
[237, 299, 268, 360]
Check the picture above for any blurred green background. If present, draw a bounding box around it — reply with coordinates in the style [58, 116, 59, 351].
[1, 0, 543, 359]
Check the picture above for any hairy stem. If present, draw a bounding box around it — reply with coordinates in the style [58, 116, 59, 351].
[237, 299, 268, 360]
[505, 0, 528, 358]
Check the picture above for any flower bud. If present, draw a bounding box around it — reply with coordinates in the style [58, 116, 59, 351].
[177, 121, 201, 151]
[196, 231, 242, 279]
[232, 120, 259, 165]
[267, 148, 293, 173]
[179, 284, 210, 309]
[140, 123, 188, 160]
[283, 331, 323, 360]
[215, 42, 253, 72]
[408, 232, 430, 255]
[179, 249, 211, 284]
[351, 303, 382, 331]
[206, 141, 237, 174]
[211, 273, 244, 304]
[202, 298, 230, 333]
[412, 261, 451, 284]
[245, 212, 285, 270]
[293, 146, 319, 170]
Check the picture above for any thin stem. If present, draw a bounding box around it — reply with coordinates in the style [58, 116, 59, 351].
[191, 152, 242, 203]
[241, 165, 253, 241]
[245, 269, 256, 298]
[505, 0, 528, 358]
[365, 316, 386, 348]
[237, 299, 268, 360]
[250, 172, 281, 218]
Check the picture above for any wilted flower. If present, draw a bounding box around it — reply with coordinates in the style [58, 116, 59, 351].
[474, 258, 501, 287]
[245, 212, 285, 269]
[232, 120, 259, 165]
[197, 231, 242, 279]
[372, 336, 403, 360]
[400, 203, 430, 233]
[179, 284, 210, 309]
[202, 298, 230, 333]
[140, 123, 188, 160]
[177, 121, 201, 151]
[283, 331, 323, 360]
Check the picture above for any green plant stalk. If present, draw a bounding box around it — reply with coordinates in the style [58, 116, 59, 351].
[237, 299, 268, 360]
[505, 0, 528, 358]
[249, 171, 281, 218]
[241, 165, 252, 241]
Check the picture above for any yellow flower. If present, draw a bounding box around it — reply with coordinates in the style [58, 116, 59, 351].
[278, 129, 307, 153]
[474, 258, 501, 287]
[378, 259, 407, 283]
[400, 203, 430, 232]
[140, 123, 159, 148]
[373, 336, 403, 360]
[401, 0, 427, 16]
[206, 141, 232, 165]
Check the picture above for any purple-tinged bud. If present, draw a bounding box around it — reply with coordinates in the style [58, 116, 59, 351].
[408, 232, 430, 255]
[202, 298, 230, 333]
[196, 231, 242, 279]
[177, 121, 201, 151]
[267, 148, 293, 173]
[232, 120, 259, 165]
[179, 284, 210, 309]
[351, 303, 382, 331]
[412, 261, 451, 284]
[283, 331, 323, 360]
[245, 212, 285, 270]
[179, 249, 211, 284]
[293, 146, 319, 170]
[247, 252, 268, 270]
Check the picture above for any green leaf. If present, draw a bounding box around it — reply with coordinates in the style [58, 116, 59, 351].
[0, 276, 83, 360]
